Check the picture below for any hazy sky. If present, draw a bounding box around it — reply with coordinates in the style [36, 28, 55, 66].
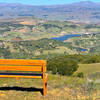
[0, 0, 100, 5]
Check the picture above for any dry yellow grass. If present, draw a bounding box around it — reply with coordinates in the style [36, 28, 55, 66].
[0, 73, 98, 100]
[75, 63, 100, 77]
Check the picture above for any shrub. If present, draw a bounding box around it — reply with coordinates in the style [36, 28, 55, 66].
[52, 66, 57, 74]
[47, 57, 79, 76]
[77, 72, 84, 78]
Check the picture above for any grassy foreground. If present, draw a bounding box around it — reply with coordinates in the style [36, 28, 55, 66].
[0, 74, 86, 100]
[0, 63, 100, 100]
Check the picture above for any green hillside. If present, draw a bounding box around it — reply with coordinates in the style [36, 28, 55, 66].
[66, 33, 100, 54]
[0, 38, 79, 59]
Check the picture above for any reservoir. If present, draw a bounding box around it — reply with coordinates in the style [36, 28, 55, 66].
[51, 34, 87, 52]
[51, 34, 81, 41]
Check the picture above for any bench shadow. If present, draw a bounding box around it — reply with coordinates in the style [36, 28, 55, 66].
[0, 86, 43, 95]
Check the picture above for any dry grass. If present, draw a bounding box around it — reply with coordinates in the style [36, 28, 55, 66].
[75, 63, 100, 77]
[0, 73, 99, 100]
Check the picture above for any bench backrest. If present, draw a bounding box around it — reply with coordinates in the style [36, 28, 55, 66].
[0, 59, 47, 72]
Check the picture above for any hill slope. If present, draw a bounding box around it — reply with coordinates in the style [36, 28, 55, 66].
[0, 1, 100, 23]
[0, 38, 79, 59]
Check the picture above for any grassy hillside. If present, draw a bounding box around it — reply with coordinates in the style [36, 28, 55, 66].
[75, 63, 100, 77]
[0, 38, 80, 59]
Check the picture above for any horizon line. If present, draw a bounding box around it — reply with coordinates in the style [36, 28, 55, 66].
[0, 1, 99, 6]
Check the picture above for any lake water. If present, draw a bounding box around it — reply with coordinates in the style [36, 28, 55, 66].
[79, 48, 87, 51]
[51, 34, 87, 52]
[51, 34, 81, 41]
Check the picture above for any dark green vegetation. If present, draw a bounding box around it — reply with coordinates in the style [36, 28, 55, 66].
[48, 56, 78, 76]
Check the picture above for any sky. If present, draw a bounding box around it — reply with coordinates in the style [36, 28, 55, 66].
[0, 0, 100, 5]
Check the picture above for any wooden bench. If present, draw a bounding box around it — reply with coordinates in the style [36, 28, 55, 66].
[0, 59, 48, 96]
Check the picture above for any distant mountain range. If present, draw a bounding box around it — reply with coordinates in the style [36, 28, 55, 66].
[0, 1, 100, 23]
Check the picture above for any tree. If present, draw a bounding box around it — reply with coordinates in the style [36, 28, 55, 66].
[47, 57, 79, 76]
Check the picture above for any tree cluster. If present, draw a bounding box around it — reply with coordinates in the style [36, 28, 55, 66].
[47, 56, 79, 76]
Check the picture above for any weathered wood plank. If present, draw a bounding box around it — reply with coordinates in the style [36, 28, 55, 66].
[0, 66, 43, 72]
[0, 59, 46, 66]
[0, 75, 42, 79]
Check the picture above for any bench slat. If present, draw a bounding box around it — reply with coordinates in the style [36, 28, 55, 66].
[0, 72, 42, 76]
[0, 66, 45, 72]
[0, 75, 42, 79]
[0, 59, 46, 66]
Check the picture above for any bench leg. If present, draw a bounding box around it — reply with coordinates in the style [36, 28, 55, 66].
[43, 80, 47, 96]
[43, 74, 48, 96]
[45, 82, 47, 95]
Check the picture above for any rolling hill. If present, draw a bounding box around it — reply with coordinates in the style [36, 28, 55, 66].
[0, 1, 100, 23]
